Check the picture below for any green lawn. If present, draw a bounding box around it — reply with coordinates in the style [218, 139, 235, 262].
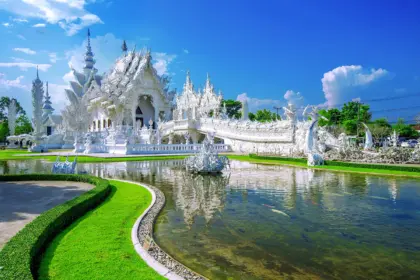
[38, 180, 164, 280]
[228, 155, 420, 178]
[0, 149, 187, 163]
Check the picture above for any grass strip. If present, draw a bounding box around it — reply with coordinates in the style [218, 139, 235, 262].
[0, 150, 187, 163]
[228, 154, 420, 178]
[38, 180, 164, 280]
[0, 174, 111, 280]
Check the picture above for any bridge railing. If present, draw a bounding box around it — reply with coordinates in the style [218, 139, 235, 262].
[126, 143, 231, 154]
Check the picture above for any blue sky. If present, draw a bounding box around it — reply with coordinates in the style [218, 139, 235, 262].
[0, 0, 420, 122]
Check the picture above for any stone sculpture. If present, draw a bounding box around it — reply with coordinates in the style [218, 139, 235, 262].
[185, 134, 230, 173]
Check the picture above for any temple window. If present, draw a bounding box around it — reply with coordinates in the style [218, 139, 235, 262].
[108, 119, 112, 127]
[93, 121, 96, 130]
[103, 120, 106, 128]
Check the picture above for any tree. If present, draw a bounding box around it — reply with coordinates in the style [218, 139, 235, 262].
[341, 101, 371, 123]
[15, 115, 33, 135]
[318, 108, 341, 127]
[393, 118, 419, 138]
[0, 121, 9, 143]
[0, 96, 25, 121]
[249, 109, 279, 122]
[222, 99, 242, 119]
[368, 118, 392, 144]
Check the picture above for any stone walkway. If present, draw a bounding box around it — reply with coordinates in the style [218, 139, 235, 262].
[0, 181, 93, 249]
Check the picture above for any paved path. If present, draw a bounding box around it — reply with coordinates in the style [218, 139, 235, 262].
[0, 181, 93, 249]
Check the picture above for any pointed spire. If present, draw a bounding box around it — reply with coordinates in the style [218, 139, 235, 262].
[36, 65, 39, 79]
[122, 40, 128, 54]
[84, 28, 95, 73]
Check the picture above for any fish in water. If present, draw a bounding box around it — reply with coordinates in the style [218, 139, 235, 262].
[263, 204, 275, 208]
[272, 209, 290, 218]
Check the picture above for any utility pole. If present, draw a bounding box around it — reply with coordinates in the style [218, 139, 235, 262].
[273, 106, 281, 120]
[357, 101, 360, 137]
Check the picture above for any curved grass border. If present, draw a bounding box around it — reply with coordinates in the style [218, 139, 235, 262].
[0, 174, 111, 280]
[125, 179, 205, 280]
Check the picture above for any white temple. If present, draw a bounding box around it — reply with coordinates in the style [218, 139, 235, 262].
[13, 27, 412, 166]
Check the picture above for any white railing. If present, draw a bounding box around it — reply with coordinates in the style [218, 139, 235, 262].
[126, 143, 231, 155]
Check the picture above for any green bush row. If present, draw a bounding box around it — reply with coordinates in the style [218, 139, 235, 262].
[249, 154, 420, 173]
[0, 174, 111, 280]
[324, 160, 420, 173]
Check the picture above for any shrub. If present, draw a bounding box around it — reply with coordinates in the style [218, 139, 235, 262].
[249, 154, 420, 173]
[0, 174, 111, 280]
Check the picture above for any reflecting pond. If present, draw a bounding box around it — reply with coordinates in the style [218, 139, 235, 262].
[2, 159, 420, 279]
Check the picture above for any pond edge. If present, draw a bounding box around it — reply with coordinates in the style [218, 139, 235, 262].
[111, 179, 206, 280]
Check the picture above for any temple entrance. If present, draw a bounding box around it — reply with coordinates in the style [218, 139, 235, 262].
[46, 126, 52, 136]
[134, 95, 155, 129]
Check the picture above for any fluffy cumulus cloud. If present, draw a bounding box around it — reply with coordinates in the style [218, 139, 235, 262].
[284, 90, 304, 107]
[0, 0, 103, 36]
[0, 62, 51, 71]
[2, 22, 12, 27]
[321, 65, 389, 107]
[152, 52, 176, 76]
[0, 73, 28, 89]
[13, 47, 36, 55]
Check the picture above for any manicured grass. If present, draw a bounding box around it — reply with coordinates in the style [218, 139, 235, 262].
[38, 180, 164, 280]
[0, 149, 187, 163]
[0, 174, 111, 280]
[228, 154, 420, 178]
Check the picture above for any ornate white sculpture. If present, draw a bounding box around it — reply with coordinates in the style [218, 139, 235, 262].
[362, 122, 373, 150]
[306, 120, 324, 166]
[185, 134, 230, 173]
[51, 156, 77, 174]
[8, 99, 17, 136]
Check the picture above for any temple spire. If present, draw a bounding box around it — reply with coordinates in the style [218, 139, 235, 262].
[42, 81, 54, 121]
[36, 65, 39, 79]
[121, 40, 128, 55]
[83, 28, 95, 76]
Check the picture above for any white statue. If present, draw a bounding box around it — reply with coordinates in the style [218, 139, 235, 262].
[362, 122, 373, 150]
[8, 99, 17, 136]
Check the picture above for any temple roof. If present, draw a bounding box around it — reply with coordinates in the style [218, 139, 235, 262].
[84, 49, 174, 105]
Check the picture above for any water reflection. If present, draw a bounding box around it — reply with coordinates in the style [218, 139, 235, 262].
[1, 159, 420, 279]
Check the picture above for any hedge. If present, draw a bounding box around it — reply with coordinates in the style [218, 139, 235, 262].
[0, 174, 111, 280]
[249, 154, 420, 173]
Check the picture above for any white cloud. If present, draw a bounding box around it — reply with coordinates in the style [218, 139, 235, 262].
[0, 73, 28, 89]
[12, 18, 28, 23]
[17, 34, 26, 40]
[49, 52, 57, 63]
[62, 69, 74, 83]
[284, 90, 304, 107]
[48, 83, 69, 112]
[152, 52, 176, 76]
[13, 47, 37, 55]
[321, 65, 389, 107]
[2, 22, 12, 27]
[236, 92, 284, 112]
[0, 62, 51, 71]
[0, 0, 103, 36]
[33, 23, 46, 27]
[10, 57, 32, 63]
[183, 49, 189, 54]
